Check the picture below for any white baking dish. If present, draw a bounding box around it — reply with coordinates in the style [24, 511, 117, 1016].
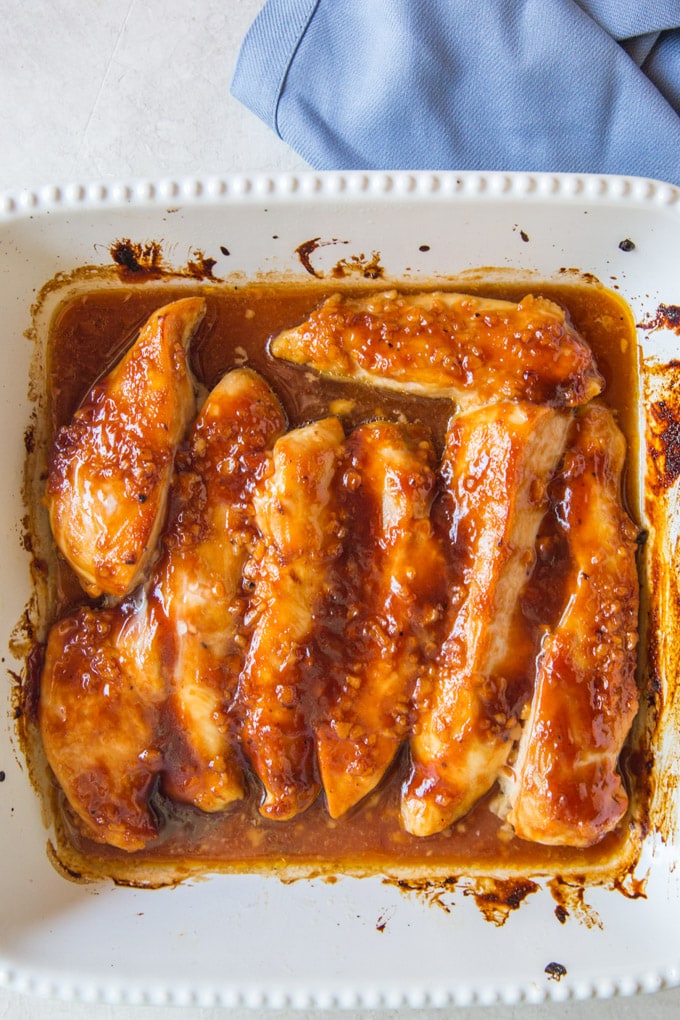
[2, 171, 680, 1008]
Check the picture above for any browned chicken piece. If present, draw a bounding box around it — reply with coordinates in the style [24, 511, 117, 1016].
[401, 402, 571, 837]
[504, 406, 640, 847]
[315, 421, 446, 818]
[46, 297, 204, 598]
[157, 369, 287, 812]
[39, 595, 164, 851]
[238, 416, 346, 820]
[270, 290, 603, 410]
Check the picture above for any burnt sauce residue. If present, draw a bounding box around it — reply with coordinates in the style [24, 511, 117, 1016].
[387, 870, 622, 929]
[24, 274, 655, 911]
[638, 303, 680, 335]
[644, 353, 680, 493]
[185, 251, 217, 280]
[648, 396, 680, 489]
[295, 237, 384, 280]
[545, 962, 568, 982]
[295, 236, 325, 277]
[640, 352, 680, 849]
[109, 239, 164, 277]
[109, 239, 217, 282]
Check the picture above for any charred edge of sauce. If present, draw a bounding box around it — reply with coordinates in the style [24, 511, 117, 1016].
[185, 252, 217, 280]
[546, 876, 603, 930]
[557, 268, 601, 285]
[112, 874, 188, 891]
[644, 597, 663, 713]
[648, 399, 680, 489]
[386, 875, 542, 926]
[330, 251, 384, 280]
[110, 239, 165, 278]
[638, 304, 680, 335]
[630, 566, 665, 841]
[9, 671, 24, 724]
[294, 238, 383, 280]
[388, 875, 459, 915]
[45, 840, 91, 884]
[109, 240, 217, 282]
[295, 238, 324, 278]
[642, 360, 680, 843]
[24, 423, 35, 455]
[9, 605, 36, 661]
[463, 878, 539, 927]
[391, 870, 630, 929]
[20, 643, 43, 727]
[20, 517, 33, 555]
[612, 869, 648, 900]
[643, 557, 680, 846]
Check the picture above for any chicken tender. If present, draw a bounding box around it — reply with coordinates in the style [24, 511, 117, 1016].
[46, 297, 203, 598]
[316, 421, 446, 818]
[402, 402, 571, 836]
[504, 406, 640, 847]
[238, 417, 346, 820]
[271, 291, 602, 410]
[39, 595, 164, 851]
[157, 369, 287, 812]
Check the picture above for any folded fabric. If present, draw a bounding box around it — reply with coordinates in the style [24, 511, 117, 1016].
[231, 0, 680, 184]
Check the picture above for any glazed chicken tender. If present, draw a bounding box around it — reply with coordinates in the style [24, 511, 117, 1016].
[238, 417, 346, 820]
[270, 290, 603, 410]
[46, 297, 203, 598]
[315, 421, 446, 819]
[40, 594, 164, 851]
[156, 369, 287, 812]
[504, 406, 640, 847]
[401, 402, 571, 837]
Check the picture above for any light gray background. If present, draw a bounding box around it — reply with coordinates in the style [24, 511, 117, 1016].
[1, 1, 677, 1017]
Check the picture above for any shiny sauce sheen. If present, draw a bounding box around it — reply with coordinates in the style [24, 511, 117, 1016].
[44, 280, 641, 874]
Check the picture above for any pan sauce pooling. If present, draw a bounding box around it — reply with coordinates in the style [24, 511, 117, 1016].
[39, 288, 640, 858]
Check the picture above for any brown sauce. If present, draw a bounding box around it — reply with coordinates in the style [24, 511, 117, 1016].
[41, 280, 643, 877]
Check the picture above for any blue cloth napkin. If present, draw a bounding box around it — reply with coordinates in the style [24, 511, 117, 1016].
[231, 0, 680, 184]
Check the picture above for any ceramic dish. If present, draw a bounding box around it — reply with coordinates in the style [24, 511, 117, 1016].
[2, 171, 680, 1008]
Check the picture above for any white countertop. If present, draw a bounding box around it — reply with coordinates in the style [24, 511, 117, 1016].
[1, 1, 678, 1017]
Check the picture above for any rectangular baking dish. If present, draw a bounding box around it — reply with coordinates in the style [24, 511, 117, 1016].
[2, 170, 680, 1009]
